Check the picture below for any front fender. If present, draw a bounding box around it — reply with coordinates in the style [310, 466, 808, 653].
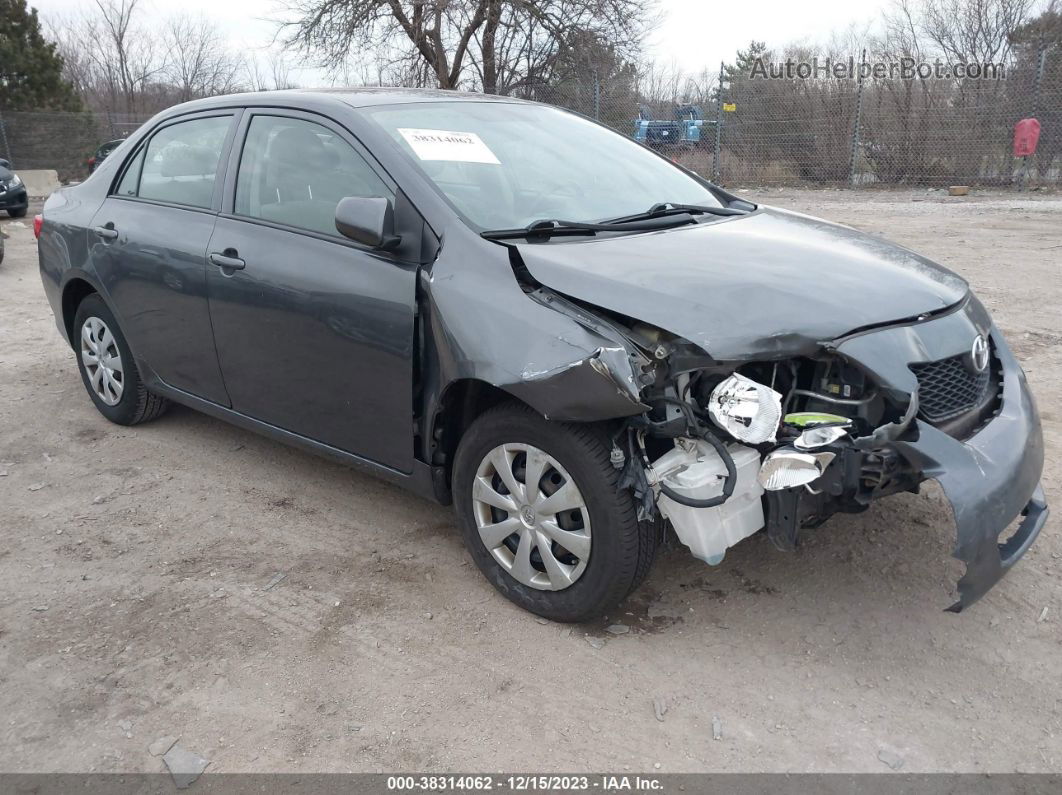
[422, 229, 648, 425]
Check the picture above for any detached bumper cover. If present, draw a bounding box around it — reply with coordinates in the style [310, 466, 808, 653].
[837, 313, 1047, 611]
[895, 333, 1047, 611]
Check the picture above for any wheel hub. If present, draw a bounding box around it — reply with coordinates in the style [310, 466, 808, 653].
[80, 316, 124, 406]
[471, 442, 591, 591]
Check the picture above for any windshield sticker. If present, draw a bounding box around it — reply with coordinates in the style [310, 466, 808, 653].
[398, 128, 500, 164]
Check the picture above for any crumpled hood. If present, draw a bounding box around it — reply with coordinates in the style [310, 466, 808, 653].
[512, 206, 969, 360]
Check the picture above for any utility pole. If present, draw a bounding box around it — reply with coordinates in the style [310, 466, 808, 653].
[593, 70, 601, 121]
[0, 110, 12, 166]
[848, 49, 867, 188]
[713, 61, 724, 183]
[1031, 41, 1053, 120]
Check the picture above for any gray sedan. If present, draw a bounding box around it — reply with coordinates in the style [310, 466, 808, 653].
[36, 89, 1046, 621]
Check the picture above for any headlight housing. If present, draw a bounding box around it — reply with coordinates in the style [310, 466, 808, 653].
[6, 174, 22, 188]
[758, 448, 835, 490]
[707, 373, 783, 444]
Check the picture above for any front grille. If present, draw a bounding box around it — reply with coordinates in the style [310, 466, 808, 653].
[910, 354, 992, 423]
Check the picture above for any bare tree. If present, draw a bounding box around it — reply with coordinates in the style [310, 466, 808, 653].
[164, 14, 243, 102]
[281, 0, 488, 88]
[92, 0, 163, 113]
[635, 58, 685, 110]
[50, 1, 257, 114]
[244, 49, 301, 91]
[919, 0, 1035, 65]
[467, 0, 651, 94]
[859, 0, 1038, 182]
[280, 0, 654, 92]
[47, 20, 96, 101]
[49, 0, 165, 114]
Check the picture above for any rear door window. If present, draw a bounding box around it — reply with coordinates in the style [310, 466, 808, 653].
[133, 115, 232, 209]
[115, 147, 144, 197]
[234, 115, 394, 237]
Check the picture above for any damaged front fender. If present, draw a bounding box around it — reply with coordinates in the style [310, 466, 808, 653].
[420, 228, 652, 466]
[505, 344, 648, 421]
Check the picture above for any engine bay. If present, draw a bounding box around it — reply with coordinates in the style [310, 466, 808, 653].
[606, 321, 925, 567]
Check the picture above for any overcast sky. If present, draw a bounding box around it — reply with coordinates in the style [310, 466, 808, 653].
[32, 0, 894, 84]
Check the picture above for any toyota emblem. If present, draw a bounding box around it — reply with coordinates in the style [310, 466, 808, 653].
[970, 335, 990, 373]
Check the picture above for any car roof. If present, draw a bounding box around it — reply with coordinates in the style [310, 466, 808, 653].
[309, 87, 532, 108]
[165, 87, 532, 118]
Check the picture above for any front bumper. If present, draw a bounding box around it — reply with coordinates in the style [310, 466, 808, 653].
[836, 306, 1047, 611]
[895, 339, 1047, 612]
[0, 186, 28, 211]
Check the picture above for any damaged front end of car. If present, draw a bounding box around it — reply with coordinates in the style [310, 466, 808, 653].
[529, 288, 1047, 612]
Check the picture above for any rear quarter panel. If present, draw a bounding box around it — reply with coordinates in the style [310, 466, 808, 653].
[38, 186, 107, 343]
[38, 132, 149, 344]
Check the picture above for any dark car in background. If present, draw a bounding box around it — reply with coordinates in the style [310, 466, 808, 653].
[35, 89, 1047, 621]
[0, 158, 28, 218]
[87, 139, 125, 173]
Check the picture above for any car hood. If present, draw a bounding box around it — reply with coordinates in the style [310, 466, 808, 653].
[510, 206, 969, 360]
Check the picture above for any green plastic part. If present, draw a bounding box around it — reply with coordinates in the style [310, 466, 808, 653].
[783, 412, 852, 428]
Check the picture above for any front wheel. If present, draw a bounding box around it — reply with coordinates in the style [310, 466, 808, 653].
[453, 403, 656, 622]
[8, 207, 27, 218]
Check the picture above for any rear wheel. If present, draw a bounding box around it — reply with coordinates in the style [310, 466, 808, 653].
[453, 403, 656, 622]
[73, 294, 170, 425]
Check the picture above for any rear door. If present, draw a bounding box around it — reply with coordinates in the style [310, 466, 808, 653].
[89, 112, 238, 405]
[204, 109, 419, 472]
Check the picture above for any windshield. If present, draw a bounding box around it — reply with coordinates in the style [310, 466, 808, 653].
[363, 101, 721, 231]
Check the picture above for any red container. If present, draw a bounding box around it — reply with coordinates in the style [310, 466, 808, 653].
[1013, 118, 1041, 157]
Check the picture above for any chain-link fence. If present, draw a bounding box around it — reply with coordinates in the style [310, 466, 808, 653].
[541, 46, 1062, 188]
[2, 48, 1058, 188]
[0, 111, 150, 182]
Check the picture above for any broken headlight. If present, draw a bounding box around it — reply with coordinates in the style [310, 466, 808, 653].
[758, 448, 835, 490]
[793, 424, 849, 450]
[706, 373, 783, 445]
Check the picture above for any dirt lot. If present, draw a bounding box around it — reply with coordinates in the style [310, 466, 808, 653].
[1, 188, 1060, 775]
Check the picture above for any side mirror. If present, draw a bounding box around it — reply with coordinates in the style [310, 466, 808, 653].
[335, 196, 401, 251]
[0, 158, 10, 169]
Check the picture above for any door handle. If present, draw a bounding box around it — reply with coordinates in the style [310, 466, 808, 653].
[209, 252, 246, 270]
[93, 225, 118, 240]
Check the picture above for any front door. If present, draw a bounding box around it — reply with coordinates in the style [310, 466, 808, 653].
[205, 112, 418, 472]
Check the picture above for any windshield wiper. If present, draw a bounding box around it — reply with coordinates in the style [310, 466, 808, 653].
[481, 213, 698, 241]
[603, 201, 749, 225]
[480, 200, 752, 241]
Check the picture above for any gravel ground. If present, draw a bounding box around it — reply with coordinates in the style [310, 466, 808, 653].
[1, 188, 1060, 774]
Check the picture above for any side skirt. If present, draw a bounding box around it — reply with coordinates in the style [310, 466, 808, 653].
[142, 366, 445, 504]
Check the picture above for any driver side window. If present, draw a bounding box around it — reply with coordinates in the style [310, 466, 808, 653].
[235, 115, 394, 238]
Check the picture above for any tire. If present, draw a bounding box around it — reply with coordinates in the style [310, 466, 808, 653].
[8, 207, 27, 218]
[453, 402, 656, 622]
[73, 293, 170, 425]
